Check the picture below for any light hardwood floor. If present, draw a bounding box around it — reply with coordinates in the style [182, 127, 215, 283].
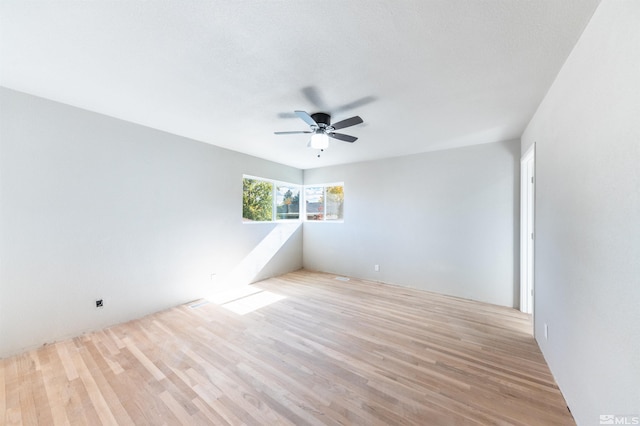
[1, 270, 574, 425]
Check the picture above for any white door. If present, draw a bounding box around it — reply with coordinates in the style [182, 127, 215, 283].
[520, 144, 535, 315]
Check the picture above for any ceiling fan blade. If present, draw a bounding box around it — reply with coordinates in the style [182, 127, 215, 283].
[274, 131, 312, 135]
[328, 132, 357, 143]
[294, 110, 319, 128]
[277, 112, 298, 119]
[301, 86, 329, 111]
[331, 116, 363, 130]
[332, 96, 377, 114]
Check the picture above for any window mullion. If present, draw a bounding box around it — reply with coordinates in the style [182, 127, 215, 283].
[323, 187, 327, 222]
[272, 185, 275, 221]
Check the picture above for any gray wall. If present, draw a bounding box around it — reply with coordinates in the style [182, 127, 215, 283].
[303, 139, 520, 307]
[521, 1, 640, 423]
[0, 88, 303, 358]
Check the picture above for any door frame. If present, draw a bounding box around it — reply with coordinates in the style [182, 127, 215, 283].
[520, 143, 535, 315]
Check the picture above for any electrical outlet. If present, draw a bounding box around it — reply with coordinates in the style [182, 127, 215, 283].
[96, 299, 103, 308]
[374, 264, 380, 272]
[544, 323, 548, 340]
[210, 273, 217, 280]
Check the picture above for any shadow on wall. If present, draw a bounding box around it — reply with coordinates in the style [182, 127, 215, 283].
[208, 222, 301, 299]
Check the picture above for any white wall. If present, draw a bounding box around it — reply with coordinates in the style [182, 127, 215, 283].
[303, 139, 520, 307]
[0, 88, 303, 358]
[521, 1, 640, 423]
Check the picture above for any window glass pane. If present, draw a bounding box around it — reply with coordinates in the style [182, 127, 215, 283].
[276, 185, 300, 220]
[325, 185, 344, 221]
[242, 178, 273, 222]
[305, 186, 324, 221]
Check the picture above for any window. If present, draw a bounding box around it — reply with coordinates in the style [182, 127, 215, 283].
[242, 176, 343, 223]
[276, 184, 300, 220]
[243, 177, 273, 222]
[242, 176, 301, 222]
[305, 183, 344, 221]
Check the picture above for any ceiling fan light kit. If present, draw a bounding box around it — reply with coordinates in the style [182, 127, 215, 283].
[310, 132, 329, 149]
[275, 110, 363, 156]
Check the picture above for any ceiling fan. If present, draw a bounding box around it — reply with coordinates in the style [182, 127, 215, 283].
[274, 111, 364, 152]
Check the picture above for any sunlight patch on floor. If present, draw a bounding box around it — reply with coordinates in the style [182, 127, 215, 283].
[207, 285, 263, 305]
[218, 289, 286, 315]
[203, 223, 297, 315]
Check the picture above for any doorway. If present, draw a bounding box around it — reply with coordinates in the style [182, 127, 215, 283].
[520, 143, 535, 315]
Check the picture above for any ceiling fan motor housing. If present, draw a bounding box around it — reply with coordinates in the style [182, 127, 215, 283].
[310, 112, 331, 128]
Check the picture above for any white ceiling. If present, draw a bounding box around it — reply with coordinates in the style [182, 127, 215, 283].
[0, 1, 600, 169]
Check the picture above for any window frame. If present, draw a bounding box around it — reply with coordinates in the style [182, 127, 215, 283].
[303, 182, 345, 223]
[275, 182, 302, 221]
[242, 176, 344, 224]
[242, 175, 302, 224]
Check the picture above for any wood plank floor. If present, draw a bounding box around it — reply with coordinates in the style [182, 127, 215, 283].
[1, 270, 574, 425]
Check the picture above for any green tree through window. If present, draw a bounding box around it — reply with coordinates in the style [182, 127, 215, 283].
[277, 186, 300, 220]
[243, 178, 273, 221]
[326, 185, 344, 220]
